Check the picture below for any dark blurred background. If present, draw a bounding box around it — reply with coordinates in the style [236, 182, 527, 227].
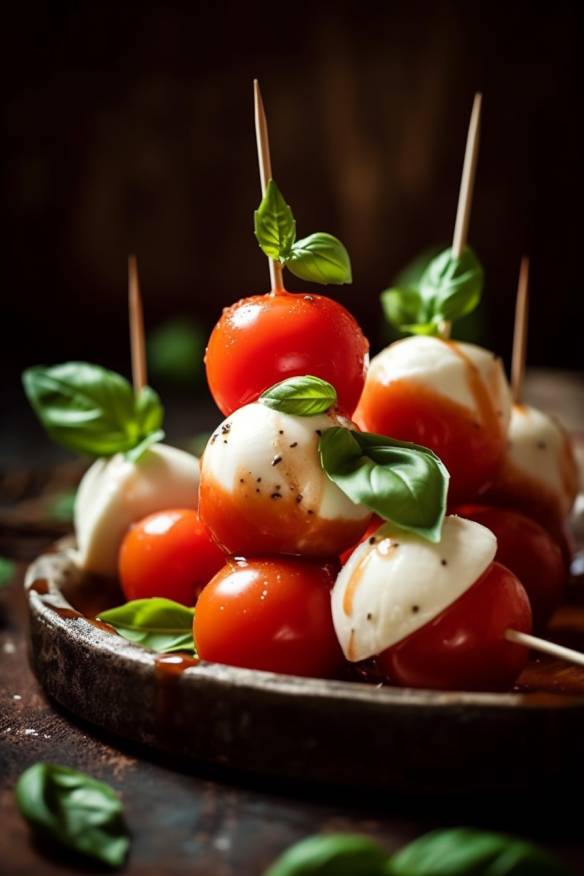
[3, 1, 583, 425]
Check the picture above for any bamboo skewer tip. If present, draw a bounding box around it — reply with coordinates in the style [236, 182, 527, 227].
[511, 256, 530, 405]
[128, 254, 147, 394]
[252, 79, 284, 294]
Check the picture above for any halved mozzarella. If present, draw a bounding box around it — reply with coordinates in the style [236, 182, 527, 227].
[201, 403, 370, 524]
[367, 335, 511, 428]
[74, 443, 200, 576]
[332, 515, 497, 662]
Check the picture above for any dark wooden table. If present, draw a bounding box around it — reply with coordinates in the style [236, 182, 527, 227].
[2, 376, 584, 875]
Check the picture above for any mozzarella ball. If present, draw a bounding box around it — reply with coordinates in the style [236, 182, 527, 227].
[353, 336, 512, 502]
[199, 403, 371, 557]
[74, 443, 200, 577]
[332, 515, 497, 662]
[486, 404, 579, 526]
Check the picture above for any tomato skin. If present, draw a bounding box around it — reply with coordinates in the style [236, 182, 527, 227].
[377, 562, 532, 691]
[194, 558, 344, 678]
[455, 504, 567, 630]
[205, 291, 369, 416]
[119, 509, 225, 606]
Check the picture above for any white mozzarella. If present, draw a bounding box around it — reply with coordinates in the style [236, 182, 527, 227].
[501, 404, 579, 517]
[74, 443, 200, 576]
[201, 404, 370, 523]
[332, 515, 497, 662]
[367, 335, 511, 429]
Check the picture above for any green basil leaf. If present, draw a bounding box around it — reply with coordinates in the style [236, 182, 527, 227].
[22, 362, 164, 458]
[125, 428, 166, 463]
[260, 376, 337, 416]
[381, 287, 439, 336]
[98, 598, 196, 654]
[147, 318, 205, 386]
[387, 827, 571, 875]
[47, 489, 77, 523]
[420, 246, 483, 324]
[0, 556, 16, 588]
[286, 233, 352, 285]
[15, 762, 129, 868]
[319, 428, 448, 542]
[254, 179, 296, 262]
[264, 833, 389, 876]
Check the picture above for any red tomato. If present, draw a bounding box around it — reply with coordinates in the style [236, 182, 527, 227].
[377, 562, 532, 691]
[119, 509, 225, 606]
[455, 504, 567, 630]
[194, 558, 343, 677]
[205, 291, 368, 416]
[354, 375, 505, 505]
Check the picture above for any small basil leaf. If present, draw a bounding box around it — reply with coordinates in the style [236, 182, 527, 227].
[260, 376, 337, 417]
[381, 287, 424, 328]
[147, 318, 205, 386]
[15, 762, 130, 868]
[387, 827, 571, 876]
[420, 246, 483, 325]
[0, 556, 16, 588]
[125, 428, 166, 463]
[319, 428, 448, 542]
[286, 233, 352, 285]
[22, 362, 164, 458]
[264, 833, 389, 876]
[98, 598, 196, 654]
[254, 179, 296, 262]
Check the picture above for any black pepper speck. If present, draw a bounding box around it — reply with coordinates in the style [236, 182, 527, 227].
[271, 492, 282, 500]
[441, 559, 448, 566]
[289, 442, 298, 448]
[272, 455, 282, 466]
[368, 536, 377, 545]
[411, 605, 420, 613]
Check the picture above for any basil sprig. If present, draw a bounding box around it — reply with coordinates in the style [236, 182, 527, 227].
[382, 246, 483, 336]
[264, 829, 571, 876]
[0, 556, 15, 589]
[260, 376, 337, 417]
[15, 763, 130, 868]
[254, 180, 352, 285]
[388, 827, 571, 876]
[23, 362, 165, 460]
[264, 833, 388, 876]
[319, 429, 449, 542]
[98, 598, 196, 654]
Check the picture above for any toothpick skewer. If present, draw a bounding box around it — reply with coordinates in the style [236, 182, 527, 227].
[506, 629, 584, 668]
[253, 79, 285, 294]
[441, 92, 483, 339]
[511, 256, 530, 405]
[128, 255, 147, 393]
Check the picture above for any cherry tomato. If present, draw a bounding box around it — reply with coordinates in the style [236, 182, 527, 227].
[455, 504, 567, 630]
[377, 562, 532, 691]
[119, 509, 225, 606]
[194, 558, 343, 677]
[354, 377, 505, 505]
[205, 291, 369, 416]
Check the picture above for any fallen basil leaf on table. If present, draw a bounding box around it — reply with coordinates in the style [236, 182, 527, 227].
[260, 376, 338, 417]
[0, 556, 16, 589]
[263, 833, 389, 876]
[319, 428, 449, 542]
[98, 598, 196, 654]
[15, 762, 130, 869]
[386, 827, 572, 875]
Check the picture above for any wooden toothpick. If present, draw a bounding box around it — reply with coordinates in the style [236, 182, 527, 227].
[128, 255, 147, 393]
[506, 629, 584, 668]
[511, 256, 530, 405]
[441, 92, 483, 339]
[253, 79, 285, 294]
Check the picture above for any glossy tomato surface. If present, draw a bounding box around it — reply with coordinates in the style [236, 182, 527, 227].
[354, 379, 505, 505]
[194, 557, 343, 677]
[455, 504, 566, 629]
[205, 291, 369, 416]
[378, 562, 532, 691]
[119, 509, 225, 606]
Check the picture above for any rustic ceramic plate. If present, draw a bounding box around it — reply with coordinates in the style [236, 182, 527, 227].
[25, 542, 584, 793]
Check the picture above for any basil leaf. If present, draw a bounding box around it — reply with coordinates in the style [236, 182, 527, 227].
[147, 318, 205, 386]
[260, 376, 337, 416]
[381, 246, 483, 334]
[254, 179, 296, 262]
[125, 428, 166, 463]
[22, 362, 164, 458]
[387, 827, 571, 875]
[98, 598, 196, 654]
[15, 762, 129, 868]
[319, 428, 448, 542]
[264, 834, 389, 876]
[286, 233, 352, 285]
[0, 556, 16, 589]
[47, 489, 77, 523]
